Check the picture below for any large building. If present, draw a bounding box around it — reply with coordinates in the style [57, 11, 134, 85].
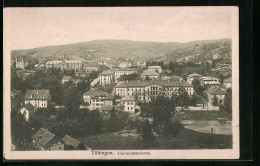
[84, 62, 100, 73]
[112, 68, 137, 83]
[200, 76, 220, 88]
[83, 88, 113, 110]
[98, 71, 114, 85]
[15, 58, 28, 69]
[114, 80, 194, 102]
[148, 66, 163, 74]
[24, 89, 51, 108]
[45, 60, 83, 71]
[205, 88, 226, 106]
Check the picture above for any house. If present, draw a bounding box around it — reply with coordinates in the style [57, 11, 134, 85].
[120, 96, 136, 113]
[99, 71, 114, 85]
[19, 102, 35, 122]
[112, 68, 138, 83]
[83, 88, 113, 110]
[200, 76, 220, 88]
[84, 62, 100, 73]
[160, 75, 183, 82]
[187, 73, 202, 84]
[62, 135, 90, 150]
[24, 89, 51, 108]
[62, 76, 72, 84]
[71, 78, 81, 85]
[32, 128, 65, 151]
[119, 62, 132, 68]
[114, 80, 194, 102]
[205, 88, 226, 106]
[213, 53, 220, 60]
[223, 77, 232, 89]
[141, 70, 160, 80]
[148, 66, 162, 73]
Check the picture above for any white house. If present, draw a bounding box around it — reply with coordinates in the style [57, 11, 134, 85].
[205, 88, 226, 106]
[120, 96, 136, 113]
[119, 62, 132, 68]
[24, 89, 51, 108]
[98, 71, 114, 85]
[19, 103, 35, 122]
[148, 66, 162, 73]
[200, 76, 220, 88]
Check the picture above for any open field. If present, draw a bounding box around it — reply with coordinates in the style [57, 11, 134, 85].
[77, 128, 232, 150]
[182, 110, 231, 121]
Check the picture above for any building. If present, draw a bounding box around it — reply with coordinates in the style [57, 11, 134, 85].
[62, 76, 72, 84]
[90, 78, 99, 87]
[213, 53, 220, 60]
[161, 75, 183, 82]
[32, 128, 65, 151]
[187, 73, 202, 84]
[114, 80, 194, 102]
[24, 89, 51, 108]
[205, 88, 226, 106]
[84, 62, 100, 73]
[223, 77, 232, 89]
[15, 58, 28, 69]
[83, 88, 113, 110]
[141, 70, 160, 80]
[120, 96, 136, 113]
[112, 68, 138, 83]
[148, 66, 162, 73]
[45, 60, 83, 71]
[62, 135, 90, 150]
[19, 103, 35, 122]
[119, 62, 132, 68]
[99, 71, 114, 85]
[200, 76, 220, 88]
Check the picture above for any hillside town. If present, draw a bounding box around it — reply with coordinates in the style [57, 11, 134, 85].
[11, 54, 232, 151]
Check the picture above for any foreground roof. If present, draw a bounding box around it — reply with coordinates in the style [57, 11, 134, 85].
[62, 135, 81, 148]
[32, 128, 55, 146]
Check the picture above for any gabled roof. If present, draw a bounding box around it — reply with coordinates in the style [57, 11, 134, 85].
[62, 135, 81, 148]
[24, 89, 51, 100]
[205, 88, 226, 95]
[141, 70, 160, 76]
[23, 102, 35, 112]
[32, 128, 55, 147]
[83, 88, 111, 98]
[99, 70, 113, 75]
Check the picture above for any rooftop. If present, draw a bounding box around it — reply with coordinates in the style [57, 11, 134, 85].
[205, 88, 226, 95]
[32, 128, 55, 147]
[62, 76, 72, 80]
[83, 88, 112, 98]
[188, 73, 202, 78]
[141, 70, 160, 76]
[115, 80, 193, 88]
[99, 70, 113, 75]
[121, 96, 135, 101]
[62, 135, 81, 149]
[224, 77, 232, 83]
[148, 66, 162, 69]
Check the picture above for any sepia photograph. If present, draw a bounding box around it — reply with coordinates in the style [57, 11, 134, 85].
[3, 7, 239, 160]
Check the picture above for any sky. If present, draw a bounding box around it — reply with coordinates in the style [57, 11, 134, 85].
[4, 7, 237, 50]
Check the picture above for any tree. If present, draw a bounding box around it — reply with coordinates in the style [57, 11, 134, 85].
[212, 95, 218, 107]
[201, 92, 209, 108]
[63, 87, 82, 111]
[141, 119, 154, 146]
[77, 80, 88, 93]
[107, 108, 118, 132]
[223, 88, 232, 114]
[190, 94, 198, 106]
[175, 88, 190, 108]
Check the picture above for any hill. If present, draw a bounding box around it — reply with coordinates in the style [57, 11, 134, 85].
[11, 39, 231, 62]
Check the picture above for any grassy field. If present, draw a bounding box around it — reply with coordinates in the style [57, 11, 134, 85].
[182, 110, 231, 121]
[78, 129, 232, 150]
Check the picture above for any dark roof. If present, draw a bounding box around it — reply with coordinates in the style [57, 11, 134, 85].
[32, 128, 55, 147]
[83, 88, 112, 98]
[115, 80, 193, 88]
[206, 88, 226, 95]
[62, 135, 81, 148]
[24, 89, 51, 100]
[99, 70, 113, 75]
[141, 70, 160, 76]
[24, 102, 35, 111]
